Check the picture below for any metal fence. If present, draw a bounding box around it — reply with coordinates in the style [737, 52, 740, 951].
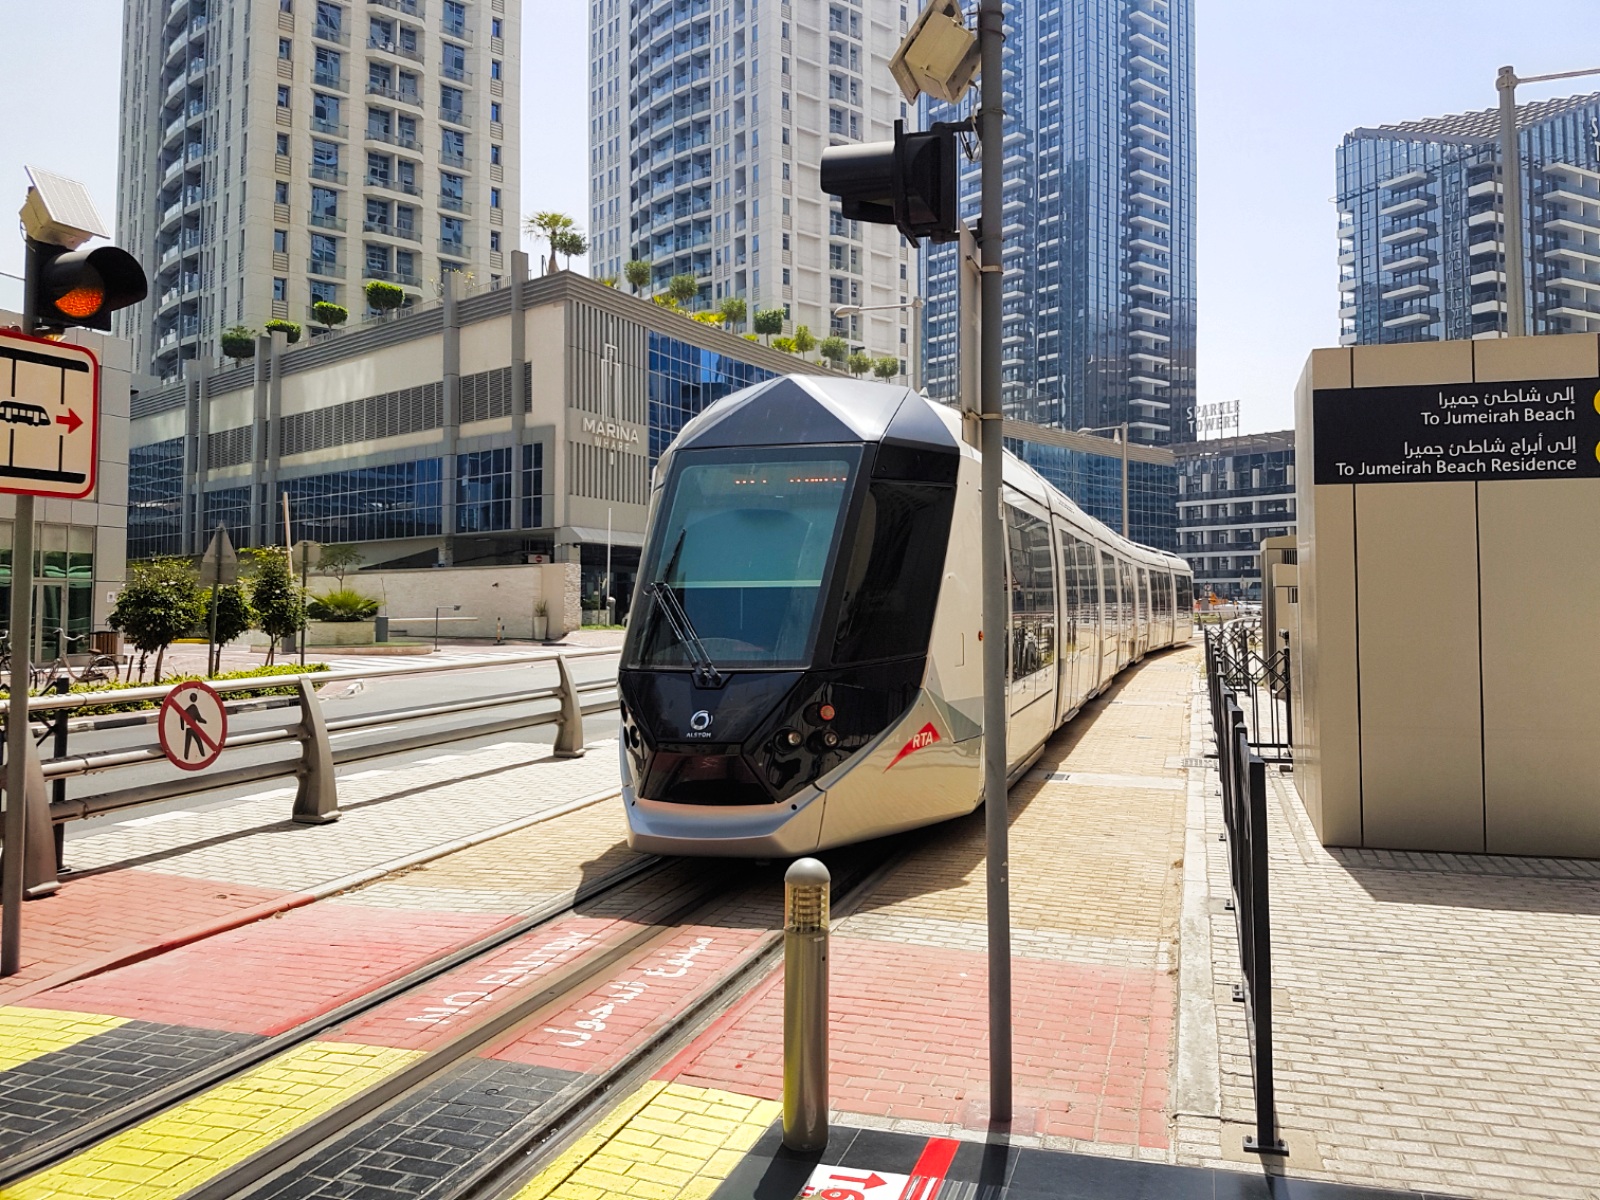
[1208, 619, 1292, 764]
[0, 649, 619, 904]
[1204, 626, 1286, 1156]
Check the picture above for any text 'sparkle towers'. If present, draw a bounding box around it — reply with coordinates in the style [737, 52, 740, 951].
[117, 0, 521, 381]
[920, 0, 1196, 446]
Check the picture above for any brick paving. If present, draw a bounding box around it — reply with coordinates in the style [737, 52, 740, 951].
[655, 647, 1197, 1165]
[1182, 663, 1600, 1199]
[0, 740, 623, 1000]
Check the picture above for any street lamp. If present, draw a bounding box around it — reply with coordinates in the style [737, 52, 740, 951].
[1079, 422, 1130, 539]
[1495, 64, 1600, 337]
[433, 604, 460, 652]
[832, 298, 925, 391]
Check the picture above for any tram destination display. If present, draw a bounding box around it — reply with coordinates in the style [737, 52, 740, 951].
[1313, 378, 1600, 485]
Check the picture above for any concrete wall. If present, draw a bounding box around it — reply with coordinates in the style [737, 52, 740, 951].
[318, 562, 582, 641]
[1294, 333, 1600, 857]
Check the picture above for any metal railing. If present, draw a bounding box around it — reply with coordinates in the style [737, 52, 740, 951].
[0, 649, 619, 901]
[1204, 626, 1285, 1156]
[1208, 618, 1292, 763]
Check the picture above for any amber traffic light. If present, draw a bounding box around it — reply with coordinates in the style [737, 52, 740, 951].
[25, 239, 148, 333]
[820, 119, 962, 245]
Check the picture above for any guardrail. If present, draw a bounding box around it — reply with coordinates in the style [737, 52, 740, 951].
[1208, 619, 1292, 764]
[0, 648, 621, 903]
[1203, 626, 1285, 1156]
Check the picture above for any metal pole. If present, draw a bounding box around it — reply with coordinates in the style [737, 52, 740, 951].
[1497, 66, 1528, 338]
[207, 579, 219, 677]
[298, 546, 308, 669]
[434, 607, 441, 653]
[1120, 421, 1129, 538]
[605, 507, 613, 624]
[912, 296, 924, 393]
[2, 494, 34, 977]
[978, 0, 1013, 1125]
[782, 857, 830, 1152]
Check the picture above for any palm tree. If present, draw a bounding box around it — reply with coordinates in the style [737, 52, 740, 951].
[525, 211, 575, 274]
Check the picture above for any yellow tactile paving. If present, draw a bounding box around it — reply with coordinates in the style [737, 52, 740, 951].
[0, 1041, 419, 1200]
[515, 1081, 781, 1200]
[0, 1008, 130, 1073]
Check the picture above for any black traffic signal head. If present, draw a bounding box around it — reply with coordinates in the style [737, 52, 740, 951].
[25, 238, 148, 333]
[820, 119, 961, 246]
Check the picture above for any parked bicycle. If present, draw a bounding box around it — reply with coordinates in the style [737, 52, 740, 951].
[0, 630, 121, 697]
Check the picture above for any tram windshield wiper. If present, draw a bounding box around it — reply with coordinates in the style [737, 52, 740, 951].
[648, 579, 726, 689]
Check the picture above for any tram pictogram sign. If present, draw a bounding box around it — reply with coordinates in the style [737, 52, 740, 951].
[157, 680, 229, 771]
[0, 331, 99, 500]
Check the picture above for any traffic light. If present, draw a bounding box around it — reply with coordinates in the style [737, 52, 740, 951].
[820, 119, 962, 245]
[24, 238, 148, 334]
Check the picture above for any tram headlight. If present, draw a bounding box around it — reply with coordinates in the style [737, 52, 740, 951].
[817, 729, 840, 751]
[777, 728, 804, 750]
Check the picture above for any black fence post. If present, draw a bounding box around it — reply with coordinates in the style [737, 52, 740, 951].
[51, 677, 69, 873]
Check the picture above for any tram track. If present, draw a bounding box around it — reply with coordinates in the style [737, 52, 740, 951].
[106, 837, 909, 1200]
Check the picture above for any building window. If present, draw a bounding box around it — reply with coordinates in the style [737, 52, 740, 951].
[456, 448, 512, 533]
[491, 16, 502, 38]
[522, 442, 544, 529]
[277, 85, 292, 108]
[273, 229, 288, 252]
[275, 180, 290, 204]
[443, 0, 467, 37]
[489, 144, 501, 165]
[782, 268, 790, 285]
[281, 459, 444, 542]
[272, 277, 287, 300]
[490, 101, 501, 123]
[490, 187, 501, 208]
[309, 279, 337, 304]
[276, 133, 290, 156]
[441, 40, 466, 80]
[279, 37, 292, 59]
[489, 231, 500, 252]
[490, 60, 502, 81]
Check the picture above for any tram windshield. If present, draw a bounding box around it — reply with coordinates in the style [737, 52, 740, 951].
[626, 447, 861, 669]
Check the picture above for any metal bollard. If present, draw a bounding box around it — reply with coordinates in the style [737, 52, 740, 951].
[782, 857, 830, 1152]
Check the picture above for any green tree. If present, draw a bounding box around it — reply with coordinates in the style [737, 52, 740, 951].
[624, 259, 652, 293]
[550, 228, 589, 271]
[753, 308, 785, 344]
[873, 355, 901, 381]
[525, 210, 576, 274]
[667, 273, 700, 308]
[847, 351, 873, 376]
[264, 318, 302, 344]
[315, 543, 363, 587]
[818, 335, 848, 369]
[718, 296, 747, 331]
[364, 279, 407, 316]
[108, 559, 204, 682]
[201, 584, 255, 676]
[792, 324, 817, 360]
[772, 335, 798, 354]
[221, 326, 257, 361]
[311, 301, 348, 333]
[246, 547, 306, 666]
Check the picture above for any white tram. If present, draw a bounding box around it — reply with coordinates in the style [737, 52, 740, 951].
[616, 376, 1193, 855]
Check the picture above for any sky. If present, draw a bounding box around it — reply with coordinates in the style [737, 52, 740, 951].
[2, 0, 1597, 433]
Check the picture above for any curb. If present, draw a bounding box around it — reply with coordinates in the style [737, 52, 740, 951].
[1, 784, 622, 1007]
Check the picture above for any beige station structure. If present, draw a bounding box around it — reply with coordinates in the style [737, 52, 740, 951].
[1289, 334, 1600, 859]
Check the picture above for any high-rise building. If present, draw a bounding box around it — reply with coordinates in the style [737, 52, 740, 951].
[1171, 430, 1296, 600]
[117, 0, 520, 381]
[588, 0, 915, 367]
[1337, 92, 1600, 345]
[921, 0, 1195, 446]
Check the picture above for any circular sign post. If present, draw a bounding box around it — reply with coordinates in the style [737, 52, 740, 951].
[157, 680, 229, 772]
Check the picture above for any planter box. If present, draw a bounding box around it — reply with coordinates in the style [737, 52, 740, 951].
[305, 619, 377, 646]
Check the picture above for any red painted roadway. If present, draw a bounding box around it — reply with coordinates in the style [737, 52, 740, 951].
[660, 935, 1173, 1149]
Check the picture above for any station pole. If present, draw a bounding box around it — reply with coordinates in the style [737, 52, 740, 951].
[1497, 67, 1528, 338]
[978, 0, 1013, 1124]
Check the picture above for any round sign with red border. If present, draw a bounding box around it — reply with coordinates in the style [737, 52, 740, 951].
[157, 680, 229, 771]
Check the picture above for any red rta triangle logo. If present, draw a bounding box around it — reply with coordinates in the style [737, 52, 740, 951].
[885, 722, 941, 770]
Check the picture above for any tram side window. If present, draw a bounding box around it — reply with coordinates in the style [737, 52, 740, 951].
[1176, 573, 1194, 613]
[1006, 506, 1056, 682]
[1137, 568, 1150, 626]
[832, 480, 955, 664]
[1120, 560, 1135, 634]
[1100, 550, 1120, 641]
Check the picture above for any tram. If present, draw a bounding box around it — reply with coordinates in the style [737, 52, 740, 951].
[616, 376, 1193, 855]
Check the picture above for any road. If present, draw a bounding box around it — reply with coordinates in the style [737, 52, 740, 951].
[57, 649, 622, 848]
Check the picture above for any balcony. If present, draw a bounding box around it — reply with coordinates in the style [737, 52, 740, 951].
[363, 219, 422, 242]
[311, 164, 348, 184]
[1468, 179, 1502, 199]
[367, 36, 423, 62]
[1547, 213, 1600, 238]
[309, 212, 348, 232]
[369, 0, 424, 15]
[439, 149, 471, 170]
[437, 239, 470, 257]
[363, 266, 422, 286]
[1466, 209, 1501, 229]
[1379, 222, 1432, 245]
[313, 22, 349, 45]
[1378, 195, 1431, 218]
[313, 71, 348, 91]
[439, 105, 470, 126]
[1382, 309, 1436, 329]
[1381, 253, 1431, 274]
[311, 117, 349, 138]
[307, 257, 345, 278]
[366, 127, 421, 151]
[438, 194, 472, 213]
[441, 62, 472, 84]
[366, 173, 423, 196]
[1381, 282, 1433, 301]
[367, 82, 423, 107]
[1378, 168, 1428, 191]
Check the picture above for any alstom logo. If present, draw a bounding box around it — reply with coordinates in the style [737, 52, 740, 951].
[885, 722, 941, 770]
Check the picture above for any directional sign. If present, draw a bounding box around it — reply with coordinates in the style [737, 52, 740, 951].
[201, 524, 239, 588]
[157, 680, 229, 772]
[0, 330, 98, 499]
[799, 1166, 910, 1199]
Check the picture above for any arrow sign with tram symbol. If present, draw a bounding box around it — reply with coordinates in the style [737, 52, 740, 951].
[157, 680, 229, 772]
[0, 330, 98, 499]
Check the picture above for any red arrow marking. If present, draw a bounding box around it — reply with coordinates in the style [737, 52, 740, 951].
[56, 409, 82, 434]
[831, 1175, 887, 1189]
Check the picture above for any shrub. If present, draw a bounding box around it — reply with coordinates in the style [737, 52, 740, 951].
[667, 273, 700, 307]
[221, 325, 257, 360]
[307, 588, 381, 622]
[311, 301, 349, 332]
[59, 663, 331, 711]
[624, 259, 652, 293]
[847, 351, 872, 376]
[819, 335, 848, 368]
[772, 336, 797, 353]
[753, 308, 785, 342]
[264, 318, 302, 344]
[109, 558, 204, 681]
[873, 355, 901, 380]
[364, 279, 407, 313]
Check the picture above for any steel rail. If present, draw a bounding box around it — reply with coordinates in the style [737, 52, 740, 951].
[0, 825, 655, 1189]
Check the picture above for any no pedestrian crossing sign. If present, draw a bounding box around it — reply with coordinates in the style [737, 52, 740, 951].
[157, 680, 229, 772]
[0, 330, 99, 500]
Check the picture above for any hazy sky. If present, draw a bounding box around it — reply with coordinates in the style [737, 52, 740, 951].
[2, 0, 1596, 432]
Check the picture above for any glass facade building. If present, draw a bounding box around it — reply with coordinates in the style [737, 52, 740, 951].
[647, 332, 779, 464]
[1006, 439, 1177, 552]
[1337, 92, 1600, 345]
[1172, 431, 1295, 600]
[923, 0, 1196, 446]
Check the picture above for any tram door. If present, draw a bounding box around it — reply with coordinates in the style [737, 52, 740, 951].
[1100, 551, 1122, 679]
[1136, 567, 1151, 659]
[1057, 530, 1083, 716]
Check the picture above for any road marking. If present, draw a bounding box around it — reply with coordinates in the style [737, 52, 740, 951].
[0, 1008, 130, 1072]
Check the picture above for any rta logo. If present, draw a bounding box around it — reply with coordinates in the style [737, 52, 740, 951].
[689, 710, 713, 733]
